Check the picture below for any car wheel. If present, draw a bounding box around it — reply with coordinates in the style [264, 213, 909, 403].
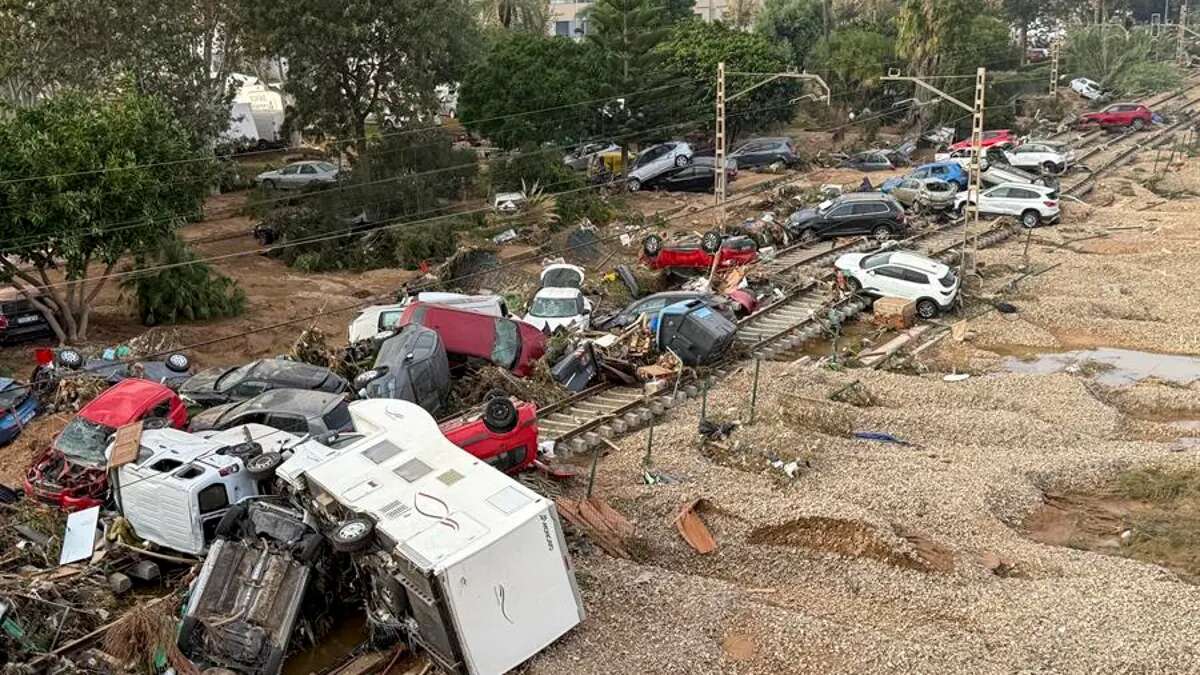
[245, 451, 284, 480]
[627, 177, 642, 192]
[164, 352, 190, 373]
[798, 228, 818, 245]
[1021, 210, 1041, 229]
[262, 179, 276, 191]
[330, 517, 375, 553]
[56, 349, 83, 370]
[700, 230, 723, 254]
[674, 154, 691, 168]
[224, 441, 262, 460]
[916, 299, 940, 320]
[215, 504, 248, 540]
[483, 397, 519, 434]
[1132, 118, 1146, 131]
[484, 388, 509, 402]
[642, 234, 663, 257]
[1042, 161, 1058, 175]
[846, 277, 862, 293]
[872, 225, 894, 241]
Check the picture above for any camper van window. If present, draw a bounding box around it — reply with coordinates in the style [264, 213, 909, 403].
[150, 458, 185, 472]
[197, 484, 229, 514]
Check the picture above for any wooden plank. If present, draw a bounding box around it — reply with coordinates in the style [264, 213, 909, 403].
[107, 420, 144, 470]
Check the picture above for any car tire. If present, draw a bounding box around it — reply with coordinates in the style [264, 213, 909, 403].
[296, 533, 325, 564]
[245, 451, 284, 480]
[262, 179, 276, 191]
[627, 178, 642, 192]
[872, 225, 894, 241]
[1021, 210, 1041, 229]
[1132, 118, 1146, 131]
[164, 353, 190, 373]
[846, 277, 862, 293]
[642, 234, 663, 257]
[916, 299, 940, 320]
[675, 154, 691, 168]
[798, 228, 818, 245]
[700, 230, 723, 254]
[56, 349, 83, 370]
[483, 397, 519, 434]
[1042, 161, 1058, 175]
[330, 517, 375, 553]
[224, 441, 262, 460]
[484, 388, 509, 402]
[215, 504, 248, 540]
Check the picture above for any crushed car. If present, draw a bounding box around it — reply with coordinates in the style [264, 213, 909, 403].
[189, 388, 353, 437]
[524, 263, 592, 333]
[641, 231, 759, 273]
[33, 347, 193, 390]
[626, 141, 694, 192]
[440, 393, 539, 474]
[178, 499, 328, 675]
[348, 293, 508, 344]
[887, 177, 958, 215]
[396, 302, 546, 377]
[656, 299, 738, 365]
[180, 358, 349, 409]
[0, 377, 38, 446]
[25, 378, 188, 510]
[593, 290, 756, 331]
[298, 399, 584, 675]
[354, 325, 452, 415]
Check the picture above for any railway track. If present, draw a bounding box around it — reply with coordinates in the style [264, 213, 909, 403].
[540, 83, 1200, 455]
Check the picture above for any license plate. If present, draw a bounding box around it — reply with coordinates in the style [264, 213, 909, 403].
[15, 315, 39, 325]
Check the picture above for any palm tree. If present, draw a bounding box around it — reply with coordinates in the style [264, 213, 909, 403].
[475, 0, 550, 33]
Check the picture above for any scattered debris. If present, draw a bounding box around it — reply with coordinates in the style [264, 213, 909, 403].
[674, 498, 718, 554]
[557, 497, 635, 559]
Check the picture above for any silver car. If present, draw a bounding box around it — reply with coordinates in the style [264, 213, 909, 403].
[255, 161, 340, 190]
[563, 142, 620, 171]
[627, 141, 694, 192]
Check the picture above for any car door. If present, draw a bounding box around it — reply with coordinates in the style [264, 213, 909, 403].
[862, 265, 910, 298]
[893, 179, 918, 205]
[277, 164, 301, 187]
[1006, 187, 1039, 214]
[820, 204, 857, 235]
[298, 163, 319, 186]
[977, 187, 1007, 214]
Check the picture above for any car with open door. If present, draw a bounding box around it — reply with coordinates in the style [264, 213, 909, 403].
[834, 249, 960, 320]
[524, 263, 592, 333]
[640, 231, 758, 272]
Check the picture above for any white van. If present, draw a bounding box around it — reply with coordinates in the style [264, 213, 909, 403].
[348, 292, 508, 344]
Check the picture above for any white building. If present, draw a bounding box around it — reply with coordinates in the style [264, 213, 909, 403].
[549, 0, 733, 38]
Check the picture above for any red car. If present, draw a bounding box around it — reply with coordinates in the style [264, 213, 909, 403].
[641, 232, 759, 272]
[398, 302, 546, 377]
[1077, 103, 1154, 131]
[440, 394, 537, 474]
[25, 379, 188, 510]
[948, 130, 1014, 152]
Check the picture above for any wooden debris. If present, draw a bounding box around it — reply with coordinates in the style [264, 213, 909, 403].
[674, 498, 717, 554]
[556, 497, 634, 558]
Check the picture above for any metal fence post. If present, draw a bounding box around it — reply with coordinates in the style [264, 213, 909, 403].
[749, 358, 761, 424]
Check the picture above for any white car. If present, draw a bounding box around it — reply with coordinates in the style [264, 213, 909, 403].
[348, 292, 507, 344]
[1071, 77, 1106, 101]
[834, 249, 960, 319]
[524, 263, 591, 333]
[627, 141, 694, 192]
[955, 182, 1061, 228]
[1003, 142, 1072, 175]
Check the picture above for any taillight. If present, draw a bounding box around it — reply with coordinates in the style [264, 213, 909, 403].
[0, 315, 7, 331]
[1043, 201, 1057, 208]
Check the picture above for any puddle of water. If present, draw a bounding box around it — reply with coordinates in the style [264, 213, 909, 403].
[1002, 348, 1200, 387]
[283, 611, 366, 675]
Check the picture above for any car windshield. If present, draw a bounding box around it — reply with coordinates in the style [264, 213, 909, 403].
[56, 416, 116, 465]
[861, 252, 891, 269]
[215, 363, 255, 391]
[0, 386, 25, 409]
[491, 319, 522, 369]
[530, 296, 581, 318]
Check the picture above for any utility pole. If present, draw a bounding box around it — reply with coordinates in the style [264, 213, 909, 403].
[1050, 42, 1060, 97]
[713, 64, 831, 228]
[1179, 3, 1190, 65]
[882, 67, 986, 279]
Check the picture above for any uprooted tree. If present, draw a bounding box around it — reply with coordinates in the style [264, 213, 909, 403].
[0, 90, 211, 343]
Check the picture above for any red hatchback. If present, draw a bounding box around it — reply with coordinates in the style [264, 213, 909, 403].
[398, 302, 547, 377]
[25, 379, 188, 510]
[948, 130, 1014, 152]
[641, 232, 759, 272]
[440, 395, 538, 474]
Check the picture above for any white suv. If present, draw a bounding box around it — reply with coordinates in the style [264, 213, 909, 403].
[834, 250, 960, 319]
[1003, 142, 1072, 175]
[956, 182, 1060, 228]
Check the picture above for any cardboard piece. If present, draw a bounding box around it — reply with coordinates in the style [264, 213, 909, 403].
[59, 506, 101, 566]
[107, 420, 144, 470]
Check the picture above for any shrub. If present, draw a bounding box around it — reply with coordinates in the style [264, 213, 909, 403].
[121, 236, 246, 326]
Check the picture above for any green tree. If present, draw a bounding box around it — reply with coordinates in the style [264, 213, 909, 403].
[1065, 25, 1182, 92]
[121, 236, 246, 326]
[459, 34, 605, 149]
[656, 20, 801, 140]
[245, 0, 478, 157]
[808, 29, 893, 104]
[896, 0, 975, 76]
[754, 0, 825, 67]
[474, 0, 550, 33]
[0, 91, 211, 342]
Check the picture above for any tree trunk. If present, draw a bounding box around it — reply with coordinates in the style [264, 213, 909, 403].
[823, 0, 832, 41]
[1019, 24, 1028, 65]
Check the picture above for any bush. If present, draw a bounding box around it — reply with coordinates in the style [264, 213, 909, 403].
[120, 236, 246, 326]
[1116, 62, 1184, 95]
[489, 149, 611, 228]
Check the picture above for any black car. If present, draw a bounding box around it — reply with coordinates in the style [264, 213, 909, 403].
[786, 192, 909, 244]
[641, 164, 722, 193]
[0, 291, 53, 344]
[189, 388, 353, 437]
[354, 325, 451, 415]
[729, 137, 801, 169]
[180, 358, 349, 408]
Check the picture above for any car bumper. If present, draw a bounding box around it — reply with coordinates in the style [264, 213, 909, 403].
[23, 478, 104, 511]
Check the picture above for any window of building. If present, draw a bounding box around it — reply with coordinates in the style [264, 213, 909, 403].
[554, 21, 571, 36]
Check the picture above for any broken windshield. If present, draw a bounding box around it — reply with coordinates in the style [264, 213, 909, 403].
[55, 417, 116, 465]
[530, 296, 582, 318]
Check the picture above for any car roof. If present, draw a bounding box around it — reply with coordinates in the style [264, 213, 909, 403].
[237, 387, 341, 414]
[885, 251, 950, 275]
[989, 182, 1054, 193]
[79, 379, 173, 426]
[839, 192, 894, 201]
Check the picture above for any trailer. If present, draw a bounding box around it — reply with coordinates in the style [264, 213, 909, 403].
[303, 400, 584, 675]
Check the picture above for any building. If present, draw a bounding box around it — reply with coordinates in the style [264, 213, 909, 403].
[549, 0, 734, 38]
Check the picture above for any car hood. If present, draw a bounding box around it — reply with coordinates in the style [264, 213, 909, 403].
[188, 401, 238, 431]
[834, 253, 868, 270]
[788, 208, 819, 224]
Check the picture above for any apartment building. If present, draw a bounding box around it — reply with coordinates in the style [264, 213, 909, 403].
[549, 0, 733, 38]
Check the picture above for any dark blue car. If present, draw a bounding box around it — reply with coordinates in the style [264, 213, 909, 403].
[0, 377, 38, 446]
[882, 161, 969, 192]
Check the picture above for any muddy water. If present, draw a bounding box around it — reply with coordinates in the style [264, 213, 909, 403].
[1002, 347, 1200, 386]
[283, 612, 367, 675]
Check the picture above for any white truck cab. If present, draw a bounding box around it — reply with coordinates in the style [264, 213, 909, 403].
[112, 424, 336, 555]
